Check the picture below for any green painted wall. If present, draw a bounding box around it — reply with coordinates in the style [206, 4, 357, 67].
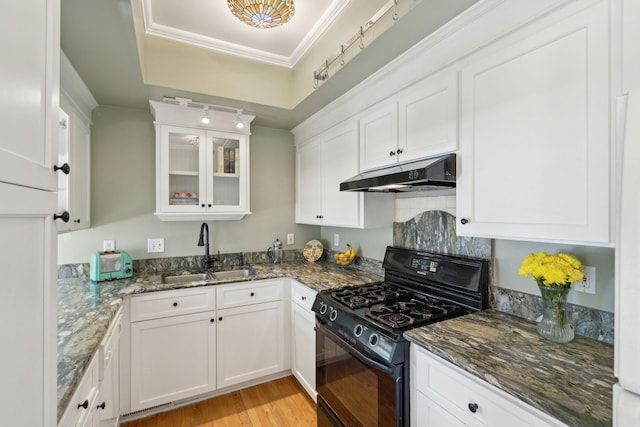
[57, 105, 319, 264]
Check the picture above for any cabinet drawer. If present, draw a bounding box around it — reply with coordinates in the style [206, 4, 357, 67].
[412, 345, 562, 427]
[216, 279, 284, 309]
[130, 287, 216, 322]
[291, 280, 317, 310]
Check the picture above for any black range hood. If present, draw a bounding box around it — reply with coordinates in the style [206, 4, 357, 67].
[340, 154, 456, 192]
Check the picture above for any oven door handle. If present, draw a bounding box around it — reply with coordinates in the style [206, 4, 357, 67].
[318, 322, 396, 375]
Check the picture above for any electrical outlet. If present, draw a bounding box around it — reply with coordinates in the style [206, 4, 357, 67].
[287, 233, 294, 245]
[334, 233, 340, 246]
[574, 266, 596, 294]
[103, 240, 115, 252]
[147, 238, 165, 253]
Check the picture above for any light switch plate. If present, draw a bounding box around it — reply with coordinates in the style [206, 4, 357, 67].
[287, 233, 294, 245]
[103, 240, 115, 252]
[147, 238, 165, 253]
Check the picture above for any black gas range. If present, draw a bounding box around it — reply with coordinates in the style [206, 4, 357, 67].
[313, 246, 489, 426]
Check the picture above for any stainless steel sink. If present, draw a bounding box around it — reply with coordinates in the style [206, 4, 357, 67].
[210, 268, 254, 280]
[162, 268, 254, 284]
[162, 273, 211, 284]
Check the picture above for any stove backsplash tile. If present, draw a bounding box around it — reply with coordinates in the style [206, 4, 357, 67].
[393, 210, 491, 259]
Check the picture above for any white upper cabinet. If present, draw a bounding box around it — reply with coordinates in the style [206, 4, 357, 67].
[58, 52, 97, 232]
[398, 71, 458, 163]
[150, 101, 254, 221]
[296, 120, 393, 228]
[360, 101, 399, 171]
[360, 70, 458, 171]
[456, 0, 610, 245]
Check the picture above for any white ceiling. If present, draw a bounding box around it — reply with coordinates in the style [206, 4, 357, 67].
[60, 0, 478, 128]
[142, 0, 353, 67]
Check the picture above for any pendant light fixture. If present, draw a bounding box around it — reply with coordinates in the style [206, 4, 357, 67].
[227, 0, 295, 29]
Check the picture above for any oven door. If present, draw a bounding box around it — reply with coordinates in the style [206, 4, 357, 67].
[316, 320, 405, 427]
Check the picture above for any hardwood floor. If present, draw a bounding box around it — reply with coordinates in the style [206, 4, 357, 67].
[121, 376, 317, 427]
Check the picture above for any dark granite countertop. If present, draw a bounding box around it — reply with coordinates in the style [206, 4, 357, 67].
[57, 260, 381, 421]
[404, 310, 616, 427]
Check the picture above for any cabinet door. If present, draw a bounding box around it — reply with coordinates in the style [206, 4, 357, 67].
[0, 183, 57, 427]
[291, 301, 316, 401]
[0, 0, 58, 192]
[398, 71, 458, 162]
[321, 121, 361, 227]
[360, 101, 399, 171]
[157, 125, 207, 213]
[97, 315, 121, 427]
[130, 311, 217, 411]
[296, 139, 323, 225]
[457, 2, 609, 244]
[58, 102, 91, 232]
[207, 131, 250, 215]
[217, 301, 285, 389]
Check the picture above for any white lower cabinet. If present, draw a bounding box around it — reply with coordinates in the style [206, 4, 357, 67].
[216, 280, 287, 389]
[291, 280, 317, 400]
[411, 345, 566, 427]
[130, 310, 217, 412]
[127, 280, 288, 413]
[129, 288, 217, 412]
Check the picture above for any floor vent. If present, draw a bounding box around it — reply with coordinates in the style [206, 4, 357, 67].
[122, 402, 173, 418]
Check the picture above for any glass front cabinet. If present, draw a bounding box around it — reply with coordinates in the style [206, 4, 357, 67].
[150, 100, 254, 221]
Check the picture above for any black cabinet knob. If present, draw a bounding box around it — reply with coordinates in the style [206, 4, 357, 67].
[301, 296, 306, 301]
[389, 151, 396, 156]
[54, 163, 71, 175]
[208, 204, 212, 208]
[77, 400, 89, 409]
[201, 204, 205, 208]
[173, 302, 178, 307]
[218, 316, 223, 321]
[210, 318, 215, 323]
[74, 219, 80, 224]
[250, 292, 255, 297]
[54, 211, 70, 223]
[397, 149, 403, 155]
[468, 403, 479, 413]
[97, 401, 106, 410]
[460, 218, 469, 225]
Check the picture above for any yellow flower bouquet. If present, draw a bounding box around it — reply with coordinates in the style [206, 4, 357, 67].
[518, 251, 585, 288]
[518, 251, 584, 343]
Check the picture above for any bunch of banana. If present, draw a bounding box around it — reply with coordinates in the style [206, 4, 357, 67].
[333, 244, 356, 266]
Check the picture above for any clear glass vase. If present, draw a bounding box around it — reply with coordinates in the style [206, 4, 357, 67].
[536, 284, 575, 343]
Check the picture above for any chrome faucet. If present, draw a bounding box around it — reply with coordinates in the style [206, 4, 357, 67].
[197, 222, 217, 270]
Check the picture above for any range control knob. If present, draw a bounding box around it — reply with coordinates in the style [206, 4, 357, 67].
[329, 308, 338, 321]
[369, 333, 379, 347]
[354, 324, 363, 337]
[319, 302, 327, 315]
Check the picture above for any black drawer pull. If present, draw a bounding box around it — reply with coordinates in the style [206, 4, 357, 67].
[468, 403, 479, 413]
[77, 400, 89, 410]
[97, 401, 106, 410]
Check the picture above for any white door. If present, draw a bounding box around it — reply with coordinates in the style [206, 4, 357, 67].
[0, 0, 59, 191]
[130, 311, 217, 411]
[457, 1, 609, 244]
[217, 301, 285, 388]
[291, 302, 316, 400]
[321, 121, 361, 227]
[0, 183, 57, 426]
[296, 139, 323, 224]
[359, 101, 399, 171]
